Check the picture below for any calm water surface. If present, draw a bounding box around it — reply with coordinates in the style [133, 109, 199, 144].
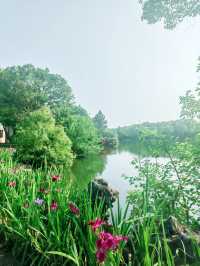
[72, 145, 163, 206]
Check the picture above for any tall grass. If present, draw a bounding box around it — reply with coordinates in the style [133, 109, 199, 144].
[0, 148, 199, 265]
[0, 149, 127, 265]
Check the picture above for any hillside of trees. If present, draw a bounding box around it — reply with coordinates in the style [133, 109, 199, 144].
[116, 119, 200, 146]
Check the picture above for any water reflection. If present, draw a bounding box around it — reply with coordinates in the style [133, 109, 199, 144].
[71, 144, 138, 205]
[72, 154, 107, 189]
[71, 144, 168, 207]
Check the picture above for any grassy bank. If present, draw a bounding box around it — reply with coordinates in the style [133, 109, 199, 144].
[0, 149, 199, 265]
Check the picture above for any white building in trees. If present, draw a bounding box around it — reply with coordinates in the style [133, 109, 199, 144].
[0, 123, 6, 144]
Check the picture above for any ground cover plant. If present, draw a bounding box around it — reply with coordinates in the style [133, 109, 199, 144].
[125, 152, 200, 265]
[0, 149, 129, 265]
[0, 148, 200, 265]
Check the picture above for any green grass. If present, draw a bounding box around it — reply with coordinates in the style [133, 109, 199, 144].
[0, 148, 199, 265]
[0, 149, 126, 265]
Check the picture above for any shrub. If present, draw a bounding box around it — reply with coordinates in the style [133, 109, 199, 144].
[102, 129, 119, 149]
[14, 107, 74, 167]
[65, 115, 102, 157]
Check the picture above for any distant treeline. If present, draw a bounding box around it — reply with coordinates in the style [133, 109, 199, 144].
[115, 119, 200, 144]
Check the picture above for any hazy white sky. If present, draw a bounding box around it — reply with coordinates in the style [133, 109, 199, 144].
[1, 0, 200, 127]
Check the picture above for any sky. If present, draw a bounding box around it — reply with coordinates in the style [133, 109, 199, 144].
[0, 0, 200, 127]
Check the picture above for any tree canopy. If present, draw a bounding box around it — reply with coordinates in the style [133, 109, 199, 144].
[140, 0, 200, 29]
[65, 115, 102, 157]
[93, 110, 108, 132]
[117, 119, 200, 145]
[0, 64, 109, 159]
[14, 107, 74, 167]
[0, 64, 74, 128]
[180, 57, 200, 119]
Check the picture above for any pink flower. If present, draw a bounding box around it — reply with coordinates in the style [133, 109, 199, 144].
[99, 231, 113, 240]
[88, 218, 128, 263]
[88, 218, 106, 232]
[96, 231, 128, 261]
[50, 200, 58, 211]
[114, 235, 129, 243]
[96, 248, 106, 263]
[96, 238, 113, 251]
[98, 232, 115, 250]
[8, 181, 16, 187]
[52, 175, 60, 182]
[68, 202, 80, 215]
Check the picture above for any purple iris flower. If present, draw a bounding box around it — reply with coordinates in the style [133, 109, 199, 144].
[35, 198, 44, 206]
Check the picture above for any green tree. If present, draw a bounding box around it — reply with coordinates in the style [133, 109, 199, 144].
[93, 111, 119, 149]
[93, 110, 108, 132]
[0, 64, 74, 129]
[180, 57, 200, 119]
[54, 105, 101, 157]
[53, 104, 88, 128]
[140, 0, 200, 29]
[14, 107, 73, 167]
[65, 115, 102, 157]
[116, 119, 200, 148]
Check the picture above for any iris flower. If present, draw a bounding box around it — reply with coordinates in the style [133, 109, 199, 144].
[35, 198, 44, 205]
[52, 175, 60, 182]
[88, 218, 106, 232]
[50, 200, 58, 211]
[68, 202, 80, 215]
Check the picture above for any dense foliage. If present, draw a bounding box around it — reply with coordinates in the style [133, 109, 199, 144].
[0, 149, 130, 266]
[0, 149, 199, 265]
[65, 115, 102, 157]
[93, 110, 108, 132]
[180, 57, 200, 119]
[140, 0, 200, 29]
[101, 129, 119, 149]
[116, 119, 200, 147]
[0, 64, 104, 160]
[93, 110, 118, 149]
[126, 151, 200, 227]
[0, 64, 74, 129]
[14, 108, 73, 167]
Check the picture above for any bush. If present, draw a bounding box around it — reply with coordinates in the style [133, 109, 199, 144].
[65, 115, 102, 157]
[14, 107, 74, 167]
[102, 129, 119, 149]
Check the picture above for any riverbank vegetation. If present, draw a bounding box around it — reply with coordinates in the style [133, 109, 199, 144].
[0, 61, 200, 265]
[0, 65, 117, 165]
[0, 146, 200, 265]
[117, 119, 200, 152]
[0, 149, 129, 265]
[1, 6, 200, 263]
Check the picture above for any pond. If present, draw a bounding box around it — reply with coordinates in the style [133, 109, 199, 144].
[72, 143, 165, 207]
